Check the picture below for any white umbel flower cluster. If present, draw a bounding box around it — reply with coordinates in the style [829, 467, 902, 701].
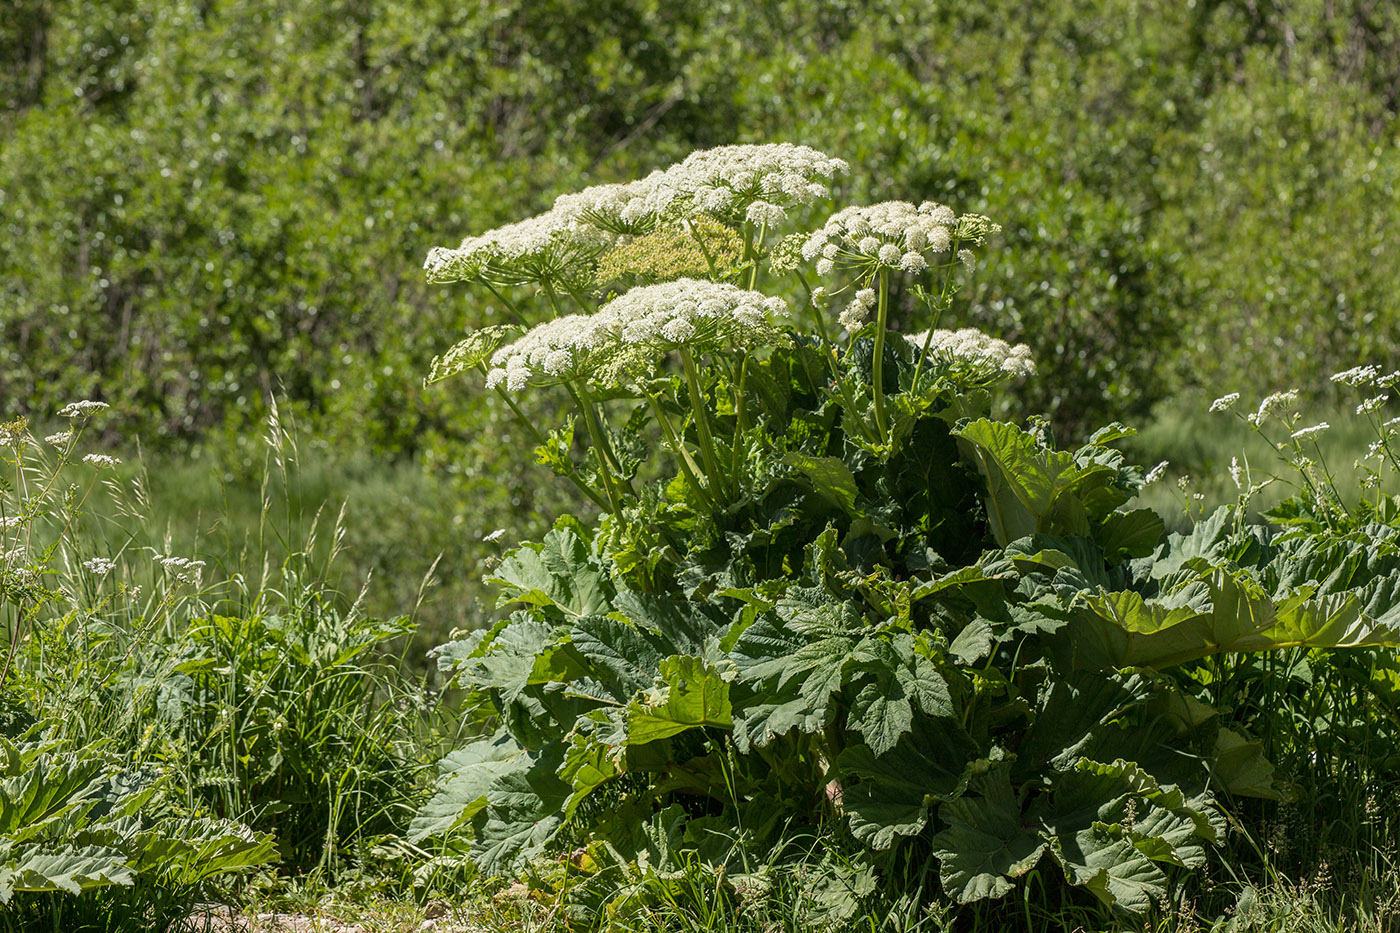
[802, 201, 979, 277]
[485, 280, 789, 393]
[839, 288, 877, 333]
[645, 143, 848, 226]
[424, 210, 615, 287]
[486, 314, 605, 392]
[593, 279, 789, 348]
[905, 328, 1036, 382]
[59, 400, 109, 419]
[426, 144, 848, 287]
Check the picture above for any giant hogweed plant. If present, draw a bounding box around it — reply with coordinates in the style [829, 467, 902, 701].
[414, 144, 1400, 916]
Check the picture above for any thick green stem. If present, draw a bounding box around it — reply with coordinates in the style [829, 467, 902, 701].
[909, 245, 959, 394]
[687, 222, 721, 281]
[872, 269, 890, 440]
[566, 381, 624, 515]
[490, 381, 610, 512]
[731, 353, 750, 481]
[647, 394, 715, 509]
[481, 281, 527, 326]
[680, 349, 730, 502]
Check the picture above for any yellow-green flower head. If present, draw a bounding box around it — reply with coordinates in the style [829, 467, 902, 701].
[802, 201, 996, 279]
[593, 278, 790, 352]
[906, 328, 1035, 384]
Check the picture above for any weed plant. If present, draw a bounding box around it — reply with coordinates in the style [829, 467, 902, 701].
[409, 142, 1400, 930]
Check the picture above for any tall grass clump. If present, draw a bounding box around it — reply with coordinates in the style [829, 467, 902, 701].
[409, 141, 1400, 928]
[0, 401, 437, 930]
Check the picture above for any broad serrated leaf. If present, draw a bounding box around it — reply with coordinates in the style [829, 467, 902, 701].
[626, 655, 733, 745]
[0, 844, 132, 901]
[409, 732, 527, 843]
[131, 819, 276, 885]
[489, 527, 613, 617]
[931, 773, 1045, 903]
[841, 714, 978, 849]
[468, 745, 571, 877]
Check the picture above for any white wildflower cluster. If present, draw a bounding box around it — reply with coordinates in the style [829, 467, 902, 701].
[1144, 461, 1170, 485]
[1, 516, 23, 529]
[426, 144, 848, 286]
[839, 288, 877, 333]
[905, 328, 1036, 383]
[802, 201, 965, 277]
[45, 431, 73, 446]
[83, 557, 116, 576]
[485, 280, 789, 393]
[1209, 393, 1240, 413]
[485, 314, 604, 392]
[1330, 365, 1380, 386]
[82, 453, 121, 469]
[1291, 422, 1330, 440]
[1247, 390, 1299, 426]
[1229, 457, 1243, 490]
[1357, 395, 1390, 415]
[593, 279, 788, 347]
[648, 143, 848, 226]
[156, 554, 205, 585]
[423, 210, 616, 287]
[58, 400, 109, 418]
[0, 424, 24, 449]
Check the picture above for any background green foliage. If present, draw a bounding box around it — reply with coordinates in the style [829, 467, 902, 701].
[4, 0, 1398, 450]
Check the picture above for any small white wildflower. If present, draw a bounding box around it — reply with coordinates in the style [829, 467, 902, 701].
[815, 258, 834, 277]
[82, 453, 121, 469]
[1, 516, 22, 529]
[1330, 365, 1380, 386]
[482, 528, 507, 543]
[1357, 395, 1389, 415]
[0, 426, 23, 449]
[1144, 461, 1169, 485]
[83, 557, 116, 575]
[44, 431, 73, 446]
[1367, 440, 1386, 459]
[1249, 389, 1299, 425]
[1209, 392, 1240, 413]
[905, 328, 1035, 382]
[1291, 422, 1330, 439]
[1376, 370, 1400, 388]
[1385, 416, 1400, 428]
[858, 236, 880, 254]
[957, 248, 976, 273]
[58, 400, 110, 419]
[899, 252, 928, 273]
[810, 286, 827, 307]
[821, 243, 840, 260]
[159, 555, 206, 585]
[1229, 457, 1243, 490]
[877, 243, 902, 266]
